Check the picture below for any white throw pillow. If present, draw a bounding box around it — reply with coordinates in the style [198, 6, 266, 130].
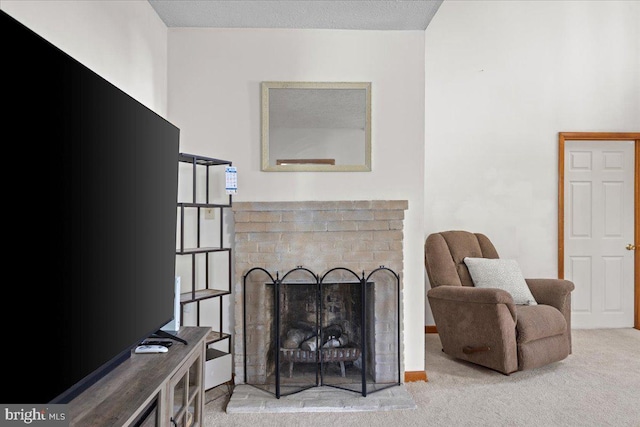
[463, 257, 537, 305]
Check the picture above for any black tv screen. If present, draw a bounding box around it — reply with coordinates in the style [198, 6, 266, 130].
[2, 10, 180, 403]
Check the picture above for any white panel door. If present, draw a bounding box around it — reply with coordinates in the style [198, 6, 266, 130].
[564, 140, 635, 328]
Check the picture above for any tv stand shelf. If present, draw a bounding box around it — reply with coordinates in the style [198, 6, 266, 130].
[176, 152, 233, 391]
[68, 326, 209, 427]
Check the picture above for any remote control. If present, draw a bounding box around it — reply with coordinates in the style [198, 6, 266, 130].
[135, 344, 168, 354]
[140, 340, 173, 347]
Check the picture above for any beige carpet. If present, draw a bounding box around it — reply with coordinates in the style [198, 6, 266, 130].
[204, 329, 640, 426]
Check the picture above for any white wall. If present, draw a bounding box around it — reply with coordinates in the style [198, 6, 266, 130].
[1, 0, 169, 116]
[424, 0, 640, 323]
[168, 28, 427, 372]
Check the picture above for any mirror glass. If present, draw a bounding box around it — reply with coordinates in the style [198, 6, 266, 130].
[261, 82, 371, 172]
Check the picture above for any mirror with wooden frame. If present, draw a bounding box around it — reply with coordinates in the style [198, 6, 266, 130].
[261, 81, 372, 172]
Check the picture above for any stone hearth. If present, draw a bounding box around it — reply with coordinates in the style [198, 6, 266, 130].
[232, 200, 408, 386]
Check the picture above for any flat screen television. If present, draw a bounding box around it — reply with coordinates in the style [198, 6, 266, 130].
[2, 10, 180, 404]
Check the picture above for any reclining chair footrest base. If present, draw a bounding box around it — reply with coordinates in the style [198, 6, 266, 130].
[463, 345, 491, 354]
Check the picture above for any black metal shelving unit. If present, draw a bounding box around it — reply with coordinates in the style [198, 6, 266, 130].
[177, 152, 233, 390]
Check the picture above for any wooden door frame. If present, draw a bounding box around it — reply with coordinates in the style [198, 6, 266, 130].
[558, 132, 640, 330]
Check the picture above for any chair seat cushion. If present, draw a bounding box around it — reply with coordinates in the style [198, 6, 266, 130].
[516, 304, 567, 344]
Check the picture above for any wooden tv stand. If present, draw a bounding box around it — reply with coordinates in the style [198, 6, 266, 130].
[68, 326, 209, 427]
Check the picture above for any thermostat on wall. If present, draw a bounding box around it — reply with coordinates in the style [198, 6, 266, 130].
[225, 166, 237, 194]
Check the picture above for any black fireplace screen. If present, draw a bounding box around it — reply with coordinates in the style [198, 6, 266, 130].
[243, 266, 401, 398]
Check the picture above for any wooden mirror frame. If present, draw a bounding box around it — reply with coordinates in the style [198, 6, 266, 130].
[261, 81, 372, 172]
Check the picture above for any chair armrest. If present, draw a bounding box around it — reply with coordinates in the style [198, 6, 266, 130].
[428, 286, 516, 322]
[427, 286, 520, 373]
[525, 278, 574, 309]
[525, 278, 574, 353]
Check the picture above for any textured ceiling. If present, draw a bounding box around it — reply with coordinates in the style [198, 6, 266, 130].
[148, 0, 443, 30]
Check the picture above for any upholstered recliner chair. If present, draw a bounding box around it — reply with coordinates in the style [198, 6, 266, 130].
[425, 230, 574, 375]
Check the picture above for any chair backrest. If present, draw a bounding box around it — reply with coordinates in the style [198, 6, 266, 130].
[425, 230, 499, 288]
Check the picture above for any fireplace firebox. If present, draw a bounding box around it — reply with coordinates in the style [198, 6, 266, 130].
[243, 266, 400, 398]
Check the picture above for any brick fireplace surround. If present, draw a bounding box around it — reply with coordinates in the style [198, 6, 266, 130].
[232, 200, 408, 384]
